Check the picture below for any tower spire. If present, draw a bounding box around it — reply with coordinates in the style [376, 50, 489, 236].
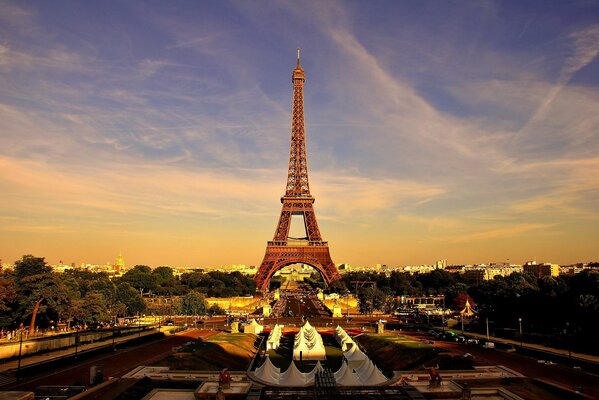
[288, 49, 308, 196]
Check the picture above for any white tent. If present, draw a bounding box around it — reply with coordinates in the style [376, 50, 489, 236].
[304, 360, 324, 385]
[333, 361, 348, 382]
[243, 319, 264, 334]
[293, 320, 326, 361]
[353, 358, 374, 377]
[358, 364, 388, 385]
[267, 324, 283, 350]
[340, 336, 355, 351]
[279, 361, 308, 386]
[334, 325, 355, 351]
[254, 356, 280, 384]
[335, 364, 362, 386]
[343, 343, 368, 368]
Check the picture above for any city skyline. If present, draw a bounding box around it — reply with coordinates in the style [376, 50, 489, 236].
[1, 1, 598, 267]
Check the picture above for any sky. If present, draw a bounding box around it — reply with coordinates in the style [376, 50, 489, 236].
[1, 1, 598, 268]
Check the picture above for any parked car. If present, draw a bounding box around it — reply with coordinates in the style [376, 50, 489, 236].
[481, 342, 495, 349]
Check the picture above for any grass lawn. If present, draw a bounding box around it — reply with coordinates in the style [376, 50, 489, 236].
[153, 332, 258, 371]
[355, 333, 441, 373]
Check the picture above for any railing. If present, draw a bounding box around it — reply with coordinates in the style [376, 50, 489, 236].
[267, 241, 328, 247]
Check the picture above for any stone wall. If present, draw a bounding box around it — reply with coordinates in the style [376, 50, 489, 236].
[0, 330, 124, 360]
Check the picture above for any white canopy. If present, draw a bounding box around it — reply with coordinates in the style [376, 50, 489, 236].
[293, 320, 326, 361]
[267, 324, 283, 350]
[333, 361, 348, 381]
[279, 361, 308, 386]
[254, 356, 280, 384]
[343, 343, 368, 368]
[335, 364, 362, 386]
[358, 364, 388, 385]
[244, 319, 264, 334]
[353, 358, 374, 377]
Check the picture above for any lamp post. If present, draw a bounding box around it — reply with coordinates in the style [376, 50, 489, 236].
[16, 330, 23, 383]
[74, 327, 79, 359]
[486, 317, 490, 341]
[112, 316, 116, 352]
[518, 317, 523, 348]
[566, 322, 571, 359]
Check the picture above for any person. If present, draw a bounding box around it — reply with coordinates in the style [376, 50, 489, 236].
[218, 368, 231, 389]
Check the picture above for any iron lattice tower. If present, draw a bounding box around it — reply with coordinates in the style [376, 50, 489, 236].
[254, 50, 341, 292]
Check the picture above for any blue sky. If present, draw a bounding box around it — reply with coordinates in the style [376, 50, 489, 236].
[1, 0, 598, 267]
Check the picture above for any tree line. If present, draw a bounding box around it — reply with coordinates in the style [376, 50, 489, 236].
[0, 255, 255, 334]
[334, 269, 599, 354]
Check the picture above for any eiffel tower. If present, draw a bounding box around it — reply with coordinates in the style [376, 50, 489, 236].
[254, 50, 341, 292]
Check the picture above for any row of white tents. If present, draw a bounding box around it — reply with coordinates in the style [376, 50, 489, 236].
[254, 322, 388, 386]
[267, 324, 283, 350]
[253, 356, 388, 386]
[334, 325, 356, 351]
[254, 357, 323, 386]
[292, 320, 326, 361]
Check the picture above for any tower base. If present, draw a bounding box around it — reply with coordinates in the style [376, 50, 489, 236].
[255, 241, 340, 292]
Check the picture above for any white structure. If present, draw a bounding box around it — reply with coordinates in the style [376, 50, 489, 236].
[343, 341, 368, 368]
[278, 361, 310, 386]
[334, 325, 356, 351]
[267, 324, 284, 350]
[254, 356, 280, 384]
[292, 320, 326, 361]
[243, 319, 263, 334]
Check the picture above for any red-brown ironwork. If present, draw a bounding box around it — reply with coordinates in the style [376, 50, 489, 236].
[255, 50, 340, 292]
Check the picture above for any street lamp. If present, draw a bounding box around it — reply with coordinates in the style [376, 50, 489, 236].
[518, 317, 523, 348]
[74, 327, 79, 359]
[16, 329, 23, 383]
[565, 322, 571, 359]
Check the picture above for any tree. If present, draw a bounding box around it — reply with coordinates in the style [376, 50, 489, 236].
[152, 266, 177, 295]
[179, 290, 208, 316]
[208, 303, 226, 316]
[78, 291, 110, 326]
[115, 282, 146, 316]
[357, 287, 386, 315]
[14, 255, 60, 335]
[0, 273, 17, 327]
[120, 265, 156, 295]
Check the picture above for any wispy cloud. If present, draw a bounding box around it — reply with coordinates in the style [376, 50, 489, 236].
[443, 223, 557, 243]
[523, 24, 599, 130]
[1, 1, 598, 265]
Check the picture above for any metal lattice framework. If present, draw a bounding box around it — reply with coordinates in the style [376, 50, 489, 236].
[255, 50, 340, 292]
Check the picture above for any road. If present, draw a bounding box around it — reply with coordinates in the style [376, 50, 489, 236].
[3, 329, 215, 392]
[408, 331, 599, 398]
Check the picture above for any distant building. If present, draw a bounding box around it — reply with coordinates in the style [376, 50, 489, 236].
[115, 251, 126, 272]
[397, 295, 444, 308]
[523, 261, 559, 278]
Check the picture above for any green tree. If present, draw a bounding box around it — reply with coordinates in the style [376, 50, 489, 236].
[208, 303, 226, 316]
[14, 255, 60, 335]
[120, 265, 156, 295]
[357, 287, 386, 315]
[179, 290, 208, 316]
[115, 282, 146, 316]
[152, 266, 177, 295]
[78, 291, 110, 326]
[0, 273, 17, 327]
